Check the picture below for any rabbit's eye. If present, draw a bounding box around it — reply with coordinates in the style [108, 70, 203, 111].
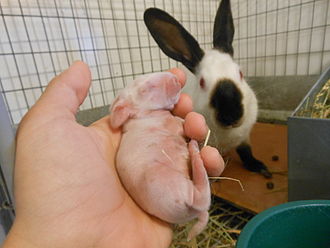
[239, 70, 243, 80]
[199, 78, 205, 89]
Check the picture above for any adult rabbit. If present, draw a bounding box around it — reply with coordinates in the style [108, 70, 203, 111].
[144, 0, 272, 178]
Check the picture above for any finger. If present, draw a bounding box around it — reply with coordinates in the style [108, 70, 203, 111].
[200, 146, 225, 176]
[30, 61, 91, 119]
[183, 112, 208, 141]
[172, 93, 193, 118]
[167, 68, 186, 88]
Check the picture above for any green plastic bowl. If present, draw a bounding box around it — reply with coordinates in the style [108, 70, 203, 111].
[236, 200, 330, 248]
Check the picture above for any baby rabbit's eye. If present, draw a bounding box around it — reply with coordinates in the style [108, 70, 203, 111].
[199, 78, 205, 89]
[138, 87, 149, 96]
[139, 85, 155, 95]
[139, 88, 146, 94]
[239, 70, 243, 80]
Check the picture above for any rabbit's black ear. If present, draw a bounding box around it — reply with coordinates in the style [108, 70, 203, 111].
[144, 8, 204, 73]
[213, 0, 235, 56]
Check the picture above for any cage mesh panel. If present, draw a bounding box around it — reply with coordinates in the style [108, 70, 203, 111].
[0, 0, 329, 124]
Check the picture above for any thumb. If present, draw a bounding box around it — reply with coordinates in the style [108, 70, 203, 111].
[24, 61, 91, 122]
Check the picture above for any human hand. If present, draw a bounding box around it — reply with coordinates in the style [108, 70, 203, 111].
[3, 61, 224, 248]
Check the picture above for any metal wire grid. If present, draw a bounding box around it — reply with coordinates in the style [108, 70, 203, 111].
[0, 0, 217, 125]
[0, 0, 329, 126]
[235, 0, 330, 77]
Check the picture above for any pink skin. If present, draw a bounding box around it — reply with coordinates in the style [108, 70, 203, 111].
[110, 72, 211, 240]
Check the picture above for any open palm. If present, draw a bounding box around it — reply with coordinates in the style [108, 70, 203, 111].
[5, 62, 223, 248]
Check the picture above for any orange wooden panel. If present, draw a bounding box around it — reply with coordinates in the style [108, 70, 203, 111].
[211, 122, 288, 213]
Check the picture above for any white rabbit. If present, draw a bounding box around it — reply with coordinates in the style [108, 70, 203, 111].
[144, 0, 272, 178]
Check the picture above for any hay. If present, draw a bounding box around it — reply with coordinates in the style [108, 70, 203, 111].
[170, 198, 254, 248]
[209, 177, 245, 191]
[311, 79, 330, 119]
[298, 78, 330, 118]
[203, 130, 244, 192]
[203, 129, 211, 147]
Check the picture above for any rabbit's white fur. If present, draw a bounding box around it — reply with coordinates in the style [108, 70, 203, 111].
[144, 1, 272, 177]
[183, 50, 258, 153]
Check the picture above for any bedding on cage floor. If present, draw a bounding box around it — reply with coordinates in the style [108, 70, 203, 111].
[170, 197, 254, 248]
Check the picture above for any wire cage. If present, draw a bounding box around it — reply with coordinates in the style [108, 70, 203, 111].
[0, 0, 329, 243]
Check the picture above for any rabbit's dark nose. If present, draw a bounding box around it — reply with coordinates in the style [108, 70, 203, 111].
[209, 79, 243, 127]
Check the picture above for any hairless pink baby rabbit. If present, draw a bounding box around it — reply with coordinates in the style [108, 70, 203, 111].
[110, 72, 211, 240]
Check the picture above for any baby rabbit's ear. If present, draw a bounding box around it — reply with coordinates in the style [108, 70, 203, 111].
[110, 97, 133, 128]
[213, 0, 235, 56]
[144, 8, 204, 73]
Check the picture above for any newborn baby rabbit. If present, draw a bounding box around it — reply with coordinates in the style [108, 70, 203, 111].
[110, 72, 211, 240]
